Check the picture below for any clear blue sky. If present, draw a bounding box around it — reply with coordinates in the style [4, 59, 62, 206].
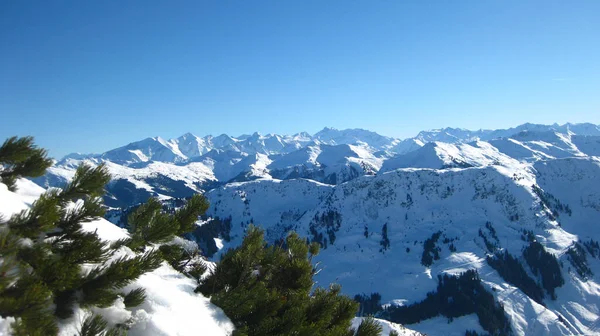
[1, 1, 599, 158]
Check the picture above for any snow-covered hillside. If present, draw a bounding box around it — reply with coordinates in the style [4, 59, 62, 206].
[204, 156, 600, 335]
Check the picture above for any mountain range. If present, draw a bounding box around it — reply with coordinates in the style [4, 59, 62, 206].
[33, 122, 600, 208]
[31, 122, 600, 335]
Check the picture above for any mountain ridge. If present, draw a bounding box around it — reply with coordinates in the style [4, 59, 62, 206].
[58, 122, 600, 163]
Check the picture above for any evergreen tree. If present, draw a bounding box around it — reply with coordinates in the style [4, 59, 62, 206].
[198, 225, 376, 336]
[0, 162, 164, 334]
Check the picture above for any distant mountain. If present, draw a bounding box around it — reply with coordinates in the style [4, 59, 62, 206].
[314, 127, 400, 150]
[380, 141, 520, 171]
[34, 122, 600, 210]
[100, 136, 188, 164]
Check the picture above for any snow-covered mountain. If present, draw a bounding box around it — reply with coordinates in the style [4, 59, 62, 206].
[35, 123, 600, 211]
[204, 157, 600, 335]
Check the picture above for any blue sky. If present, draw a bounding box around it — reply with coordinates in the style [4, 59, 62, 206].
[1, 1, 599, 158]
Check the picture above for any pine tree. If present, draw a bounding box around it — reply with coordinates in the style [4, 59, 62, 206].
[198, 225, 369, 336]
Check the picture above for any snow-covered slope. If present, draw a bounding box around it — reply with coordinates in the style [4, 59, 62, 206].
[415, 122, 600, 144]
[34, 158, 217, 208]
[351, 318, 424, 336]
[205, 156, 600, 335]
[314, 127, 400, 151]
[380, 141, 521, 171]
[100, 136, 188, 164]
[268, 144, 384, 184]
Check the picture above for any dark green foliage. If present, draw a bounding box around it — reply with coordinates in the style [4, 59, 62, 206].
[421, 231, 442, 266]
[81, 251, 163, 307]
[61, 164, 112, 200]
[197, 225, 358, 336]
[79, 314, 126, 336]
[380, 224, 390, 252]
[126, 198, 180, 250]
[0, 163, 120, 334]
[124, 288, 147, 308]
[51, 230, 112, 264]
[159, 244, 188, 270]
[487, 250, 544, 304]
[383, 270, 512, 336]
[79, 314, 109, 336]
[354, 317, 383, 336]
[125, 194, 210, 250]
[158, 242, 208, 283]
[566, 243, 593, 279]
[523, 241, 564, 300]
[187, 262, 208, 285]
[175, 194, 209, 235]
[354, 293, 382, 316]
[1, 275, 57, 335]
[389, 331, 399, 336]
[0, 136, 53, 191]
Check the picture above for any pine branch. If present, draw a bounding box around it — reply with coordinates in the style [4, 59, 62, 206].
[81, 251, 163, 306]
[123, 288, 147, 308]
[175, 194, 209, 235]
[60, 164, 111, 201]
[0, 136, 52, 191]
[7, 189, 61, 239]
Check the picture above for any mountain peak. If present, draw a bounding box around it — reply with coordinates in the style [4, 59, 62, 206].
[178, 132, 197, 139]
[315, 127, 338, 135]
